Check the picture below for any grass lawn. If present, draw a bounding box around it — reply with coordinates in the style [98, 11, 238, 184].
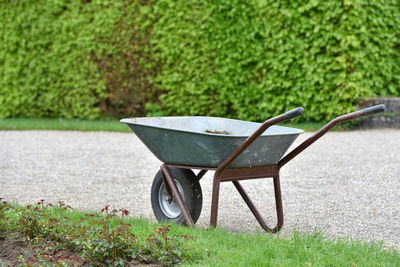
[1, 200, 399, 266]
[160, 223, 400, 266]
[0, 118, 130, 132]
[0, 117, 345, 132]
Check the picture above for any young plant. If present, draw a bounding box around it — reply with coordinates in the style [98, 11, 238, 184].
[0, 197, 10, 236]
[1, 199, 193, 266]
[145, 225, 186, 265]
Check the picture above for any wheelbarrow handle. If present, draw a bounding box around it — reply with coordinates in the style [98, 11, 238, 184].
[284, 107, 305, 120]
[278, 104, 386, 168]
[359, 104, 386, 116]
[215, 107, 304, 176]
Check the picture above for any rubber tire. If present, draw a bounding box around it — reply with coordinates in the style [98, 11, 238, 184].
[151, 168, 202, 225]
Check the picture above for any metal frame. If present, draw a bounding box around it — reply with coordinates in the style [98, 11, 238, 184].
[159, 105, 385, 232]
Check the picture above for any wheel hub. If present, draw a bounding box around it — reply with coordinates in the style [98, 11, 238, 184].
[158, 180, 185, 219]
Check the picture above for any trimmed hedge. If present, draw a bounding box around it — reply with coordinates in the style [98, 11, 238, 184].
[1, 0, 399, 121]
[151, 0, 400, 121]
[0, 0, 154, 119]
[1, 1, 110, 119]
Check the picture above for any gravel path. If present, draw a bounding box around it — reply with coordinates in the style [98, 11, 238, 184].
[1, 130, 399, 250]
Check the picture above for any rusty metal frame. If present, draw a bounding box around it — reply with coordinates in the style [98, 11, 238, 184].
[158, 105, 385, 232]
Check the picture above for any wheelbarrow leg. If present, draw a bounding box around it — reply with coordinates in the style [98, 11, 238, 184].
[273, 174, 284, 231]
[197, 170, 208, 180]
[210, 176, 221, 227]
[160, 164, 195, 227]
[232, 175, 283, 232]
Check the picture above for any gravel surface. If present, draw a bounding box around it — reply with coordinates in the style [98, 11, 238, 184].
[1, 130, 399, 250]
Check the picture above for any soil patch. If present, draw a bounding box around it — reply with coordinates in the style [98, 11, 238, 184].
[0, 234, 29, 266]
[0, 233, 160, 266]
[0, 233, 89, 266]
[205, 129, 230, 135]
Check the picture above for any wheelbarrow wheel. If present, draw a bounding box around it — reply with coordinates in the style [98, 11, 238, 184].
[151, 168, 202, 225]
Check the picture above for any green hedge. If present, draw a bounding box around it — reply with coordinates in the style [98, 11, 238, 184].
[1, 1, 109, 119]
[151, 0, 400, 121]
[0, 0, 153, 119]
[1, 0, 399, 121]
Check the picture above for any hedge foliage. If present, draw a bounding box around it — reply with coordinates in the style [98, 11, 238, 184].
[1, 1, 108, 119]
[1, 0, 399, 121]
[0, 0, 154, 119]
[151, 0, 400, 121]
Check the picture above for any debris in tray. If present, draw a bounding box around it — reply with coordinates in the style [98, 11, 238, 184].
[205, 129, 231, 135]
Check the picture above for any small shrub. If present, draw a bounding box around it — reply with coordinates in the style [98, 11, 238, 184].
[0, 198, 10, 236]
[1, 199, 191, 266]
[145, 225, 186, 265]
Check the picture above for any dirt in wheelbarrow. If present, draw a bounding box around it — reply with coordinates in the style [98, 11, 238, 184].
[205, 129, 231, 135]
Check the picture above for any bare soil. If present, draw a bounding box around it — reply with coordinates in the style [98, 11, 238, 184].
[0, 234, 30, 266]
[0, 233, 86, 266]
[0, 233, 160, 266]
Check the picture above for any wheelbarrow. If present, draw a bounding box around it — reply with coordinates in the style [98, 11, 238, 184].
[121, 104, 385, 232]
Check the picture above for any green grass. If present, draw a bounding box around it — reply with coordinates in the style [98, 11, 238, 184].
[156, 224, 400, 266]
[280, 121, 326, 131]
[2, 201, 399, 266]
[0, 118, 130, 132]
[280, 121, 358, 132]
[0, 118, 346, 132]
